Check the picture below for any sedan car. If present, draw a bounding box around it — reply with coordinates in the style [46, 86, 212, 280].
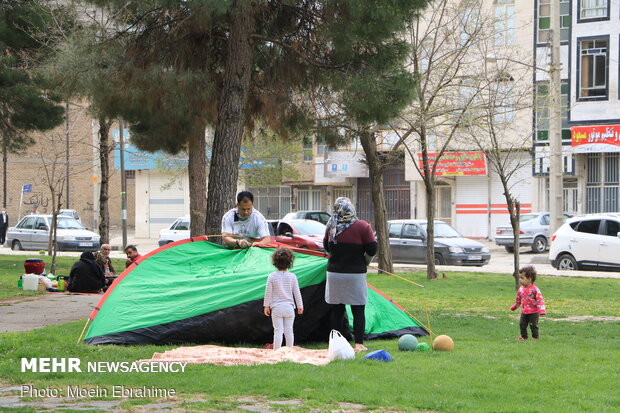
[549, 213, 620, 271]
[6, 214, 100, 251]
[158, 216, 190, 246]
[269, 219, 326, 251]
[282, 211, 331, 225]
[386, 219, 490, 266]
[495, 212, 573, 253]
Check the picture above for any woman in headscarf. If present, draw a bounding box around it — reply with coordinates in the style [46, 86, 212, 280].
[323, 197, 377, 352]
[67, 251, 106, 293]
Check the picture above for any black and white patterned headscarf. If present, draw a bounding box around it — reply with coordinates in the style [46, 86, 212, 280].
[326, 197, 358, 244]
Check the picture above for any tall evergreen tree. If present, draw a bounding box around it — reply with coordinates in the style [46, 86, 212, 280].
[0, 0, 65, 207]
[88, 0, 428, 239]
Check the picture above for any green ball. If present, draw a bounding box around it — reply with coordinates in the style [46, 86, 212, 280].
[416, 342, 431, 352]
[398, 334, 419, 351]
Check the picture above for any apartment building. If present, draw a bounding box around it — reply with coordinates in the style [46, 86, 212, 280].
[533, 0, 620, 214]
[403, 0, 537, 238]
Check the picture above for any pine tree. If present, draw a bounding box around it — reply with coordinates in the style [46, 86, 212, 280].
[0, 0, 65, 207]
[87, 0, 428, 239]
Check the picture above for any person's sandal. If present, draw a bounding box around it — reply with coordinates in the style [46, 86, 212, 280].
[516, 337, 526, 341]
[354, 344, 368, 352]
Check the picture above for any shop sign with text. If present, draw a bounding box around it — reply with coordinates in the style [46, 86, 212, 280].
[418, 152, 487, 176]
[571, 125, 620, 153]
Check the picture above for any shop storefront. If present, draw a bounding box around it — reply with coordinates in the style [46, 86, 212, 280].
[571, 125, 620, 214]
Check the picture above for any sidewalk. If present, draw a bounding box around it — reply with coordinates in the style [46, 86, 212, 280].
[0, 229, 160, 260]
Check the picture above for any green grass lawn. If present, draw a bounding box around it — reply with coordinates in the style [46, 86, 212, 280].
[0, 266, 618, 412]
[0, 255, 126, 300]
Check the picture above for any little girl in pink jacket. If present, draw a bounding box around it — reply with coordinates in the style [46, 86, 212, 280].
[510, 266, 546, 340]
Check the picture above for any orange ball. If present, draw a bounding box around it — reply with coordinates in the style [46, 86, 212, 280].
[432, 335, 454, 351]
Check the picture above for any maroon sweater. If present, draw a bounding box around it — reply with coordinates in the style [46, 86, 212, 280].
[323, 220, 378, 273]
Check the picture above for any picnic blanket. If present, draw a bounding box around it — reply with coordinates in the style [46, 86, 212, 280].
[142, 345, 330, 366]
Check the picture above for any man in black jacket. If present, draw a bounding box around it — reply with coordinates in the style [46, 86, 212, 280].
[0, 210, 8, 245]
[67, 251, 106, 293]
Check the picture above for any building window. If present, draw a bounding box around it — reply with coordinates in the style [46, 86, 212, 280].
[535, 82, 570, 141]
[248, 186, 291, 219]
[580, 0, 608, 20]
[538, 0, 570, 43]
[586, 153, 618, 213]
[459, 6, 481, 47]
[316, 137, 327, 157]
[494, 0, 515, 47]
[297, 189, 321, 211]
[493, 76, 515, 124]
[578, 38, 608, 99]
[303, 137, 313, 162]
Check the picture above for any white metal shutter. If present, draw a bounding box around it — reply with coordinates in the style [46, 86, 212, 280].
[455, 176, 489, 238]
[148, 172, 187, 238]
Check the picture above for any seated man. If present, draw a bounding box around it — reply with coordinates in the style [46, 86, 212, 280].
[93, 243, 116, 286]
[221, 191, 271, 249]
[67, 251, 106, 293]
[124, 245, 142, 268]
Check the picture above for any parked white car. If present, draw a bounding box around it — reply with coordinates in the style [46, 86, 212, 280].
[549, 213, 620, 271]
[5, 214, 100, 251]
[158, 216, 190, 246]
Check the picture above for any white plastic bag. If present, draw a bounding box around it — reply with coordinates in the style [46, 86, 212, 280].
[327, 329, 355, 361]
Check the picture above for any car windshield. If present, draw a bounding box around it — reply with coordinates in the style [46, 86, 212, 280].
[292, 221, 326, 235]
[420, 222, 461, 238]
[519, 214, 538, 223]
[56, 217, 84, 229]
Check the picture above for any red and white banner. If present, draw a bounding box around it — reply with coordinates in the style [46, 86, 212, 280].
[418, 152, 487, 176]
[571, 125, 620, 153]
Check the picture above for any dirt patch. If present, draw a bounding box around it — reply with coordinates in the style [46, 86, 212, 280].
[546, 315, 620, 322]
[0, 391, 418, 412]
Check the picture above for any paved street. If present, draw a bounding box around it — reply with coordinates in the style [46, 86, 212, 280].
[2, 230, 618, 279]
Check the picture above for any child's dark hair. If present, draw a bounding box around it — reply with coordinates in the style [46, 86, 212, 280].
[272, 247, 295, 270]
[519, 265, 537, 282]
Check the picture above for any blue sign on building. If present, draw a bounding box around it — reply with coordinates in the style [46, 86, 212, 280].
[112, 129, 188, 170]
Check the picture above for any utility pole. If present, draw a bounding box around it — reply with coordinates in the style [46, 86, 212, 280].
[548, 0, 563, 233]
[119, 120, 127, 249]
[65, 102, 70, 209]
[2, 143, 6, 208]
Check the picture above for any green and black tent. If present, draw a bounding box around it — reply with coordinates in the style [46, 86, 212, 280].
[84, 237, 427, 345]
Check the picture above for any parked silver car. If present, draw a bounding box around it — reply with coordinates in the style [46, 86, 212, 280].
[386, 219, 490, 266]
[6, 214, 100, 251]
[495, 212, 572, 253]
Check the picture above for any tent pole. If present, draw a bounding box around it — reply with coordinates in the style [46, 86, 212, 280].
[77, 319, 91, 344]
[424, 301, 433, 344]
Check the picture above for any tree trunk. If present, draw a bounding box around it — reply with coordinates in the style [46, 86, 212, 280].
[424, 175, 438, 280]
[98, 118, 112, 244]
[49, 192, 62, 275]
[205, 3, 255, 240]
[188, 127, 207, 237]
[359, 130, 393, 273]
[47, 196, 57, 255]
[500, 175, 521, 290]
[510, 202, 521, 290]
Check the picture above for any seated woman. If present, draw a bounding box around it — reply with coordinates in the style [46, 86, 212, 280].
[67, 251, 106, 293]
